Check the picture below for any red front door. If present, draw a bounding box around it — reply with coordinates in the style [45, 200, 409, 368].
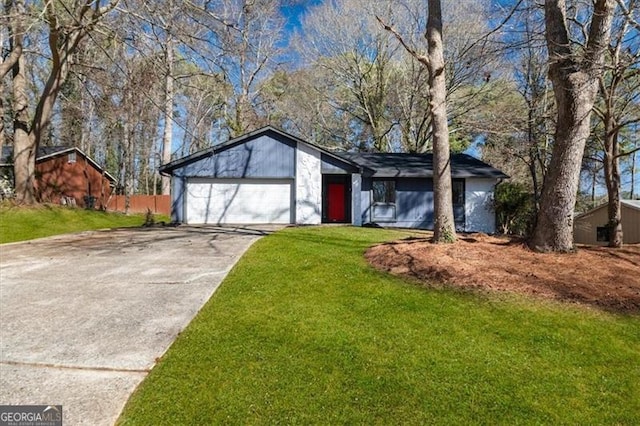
[328, 182, 346, 222]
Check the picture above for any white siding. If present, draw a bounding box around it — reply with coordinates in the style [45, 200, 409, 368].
[465, 178, 497, 233]
[351, 173, 362, 226]
[295, 142, 322, 224]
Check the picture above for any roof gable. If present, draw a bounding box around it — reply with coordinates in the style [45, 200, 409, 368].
[160, 126, 361, 174]
[159, 126, 507, 179]
[1, 146, 117, 183]
[1, 146, 72, 165]
[575, 199, 640, 219]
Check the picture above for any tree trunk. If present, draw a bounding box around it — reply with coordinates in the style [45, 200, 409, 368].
[0, 27, 4, 156]
[530, 72, 599, 251]
[0, 79, 5, 159]
[427, 0, 456, 243]
[604, 126, 622, 247]
[591, 171, 597, 208]
[12, 49, 37, 204]
[529, 0, 615, 252]
[632, 147, 637, 199]
[0, 2, 22, 84]
[161, 36, 174, 195]
[6, 0, 35, 204]
[121, 117, 131, 214]
[9, 1, 117, 205]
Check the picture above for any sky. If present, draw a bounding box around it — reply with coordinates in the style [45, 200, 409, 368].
[280, 0, 322, 33]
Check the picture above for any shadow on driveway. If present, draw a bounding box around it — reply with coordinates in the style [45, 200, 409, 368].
[0, 225, 278, 425]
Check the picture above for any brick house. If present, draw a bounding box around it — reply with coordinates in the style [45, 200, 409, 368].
[1, 146, 117, 208]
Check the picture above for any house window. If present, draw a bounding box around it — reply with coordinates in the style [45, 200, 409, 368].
[597, 226, 610, 242]
[372, 180, 396, 221]
[68, 152, 76, 163]
[452, 179, 466, 229]
[452, 179, 464, 206]
[373, 180, 396, 204]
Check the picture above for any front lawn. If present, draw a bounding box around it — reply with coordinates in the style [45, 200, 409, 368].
[0, 203, 168, 244]
[118, 226, 640, 425]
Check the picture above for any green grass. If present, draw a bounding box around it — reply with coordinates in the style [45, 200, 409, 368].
[118, 226, 640, 425]
[0, 203, 169, 244]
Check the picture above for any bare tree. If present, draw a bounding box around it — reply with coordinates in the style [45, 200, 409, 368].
[258, 66, 359, 149]
[0, 2, 20, 156]
[529, 0, 617, 252]
[209, 0, 284, 136]
[479, 1, 554, 211]
[7, 0, 119, 204]
[379, 0, 456, 242]
[296, 0, 399, 152]
[592, 0, 640, 247]
[4, 0, 29, 200]
[159, 0, 176, 195]
[178, 72, 229, 155]
[425, 0, 456, 242]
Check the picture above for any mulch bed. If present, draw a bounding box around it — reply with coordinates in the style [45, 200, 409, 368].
[365, 233, 640, 314]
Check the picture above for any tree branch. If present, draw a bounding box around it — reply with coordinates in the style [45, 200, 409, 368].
[617, 144, 640, 158]
[545, 0, 572, 64]
[375, 15, 429, 68]
[615, 0, 640, 32]
[584, 0, 617, 70]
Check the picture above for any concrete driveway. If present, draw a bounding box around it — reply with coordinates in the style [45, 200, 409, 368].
[0, 225, 276, 425]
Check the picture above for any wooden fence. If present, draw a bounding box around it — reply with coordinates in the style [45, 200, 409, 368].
[106, 195, 171, 216]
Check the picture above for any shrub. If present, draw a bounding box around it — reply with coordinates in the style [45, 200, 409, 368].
[0, 175, 14, 200]
[493, 182, 535, 236]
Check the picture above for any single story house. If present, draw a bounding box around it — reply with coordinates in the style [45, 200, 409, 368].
[0, 146, 117, 208]
[159, 126, 508, 233]
[574, 200, 640, 245]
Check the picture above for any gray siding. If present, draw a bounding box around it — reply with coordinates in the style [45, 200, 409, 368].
[360, 177, 468, 229]
[396, 178, 434, 228]
[361, 178, 435, 228]
[171, 176, 186, 223]
[173, 134, 295, 178]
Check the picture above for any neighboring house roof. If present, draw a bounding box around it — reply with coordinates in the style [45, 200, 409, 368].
[575, 199, 640, 219]
[337, 152, 509, 179]
[1, 146, 69, 165]
[1, 146, 117, 183]
[160, 126, 361, 174]
[160, 126, 508, 179]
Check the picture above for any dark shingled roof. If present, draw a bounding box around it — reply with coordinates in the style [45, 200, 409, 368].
[336, 152, 509, 179]
[159, 125, 359, 174]
[1, 145, 117, 183]
[1, 146, 72, 165]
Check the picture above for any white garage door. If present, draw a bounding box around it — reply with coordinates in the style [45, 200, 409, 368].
[186, 179, 293, 224]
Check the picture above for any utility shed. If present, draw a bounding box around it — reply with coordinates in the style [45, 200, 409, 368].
[574, 200, 640, 245]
